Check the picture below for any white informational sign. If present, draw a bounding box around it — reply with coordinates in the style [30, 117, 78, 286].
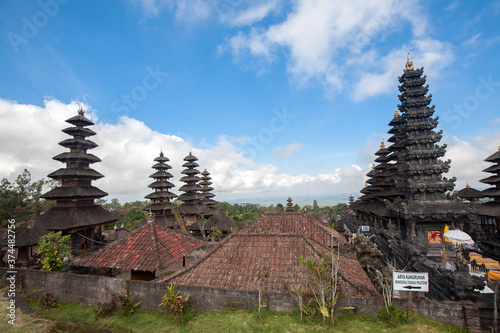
[361, 226, 369, 232]
[392, 272, 429, 292]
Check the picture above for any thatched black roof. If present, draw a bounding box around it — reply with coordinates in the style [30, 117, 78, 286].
[53, 152, 101, 163]
[480, 175, 500, 186]
[457, 187, 484, 199]
[483, 164, 500, 173]
[59, 138, 98, 149]
[478, 201, 500, 218]
[35, 205, 119, 231]
[482, 188, 500, 197]
[66, 113, 94, 126]
[48, 167, 104, 180]
[144, 192, 177, 200]
[41, 186, 108, 199]
[485, 150, 500, 163]
[188, 211, 242, 232]
[62, 126, 96, 137]
[178, 204, 204, 216]
[0, 226, 49, 247]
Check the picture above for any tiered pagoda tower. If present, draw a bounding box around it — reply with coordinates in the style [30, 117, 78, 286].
[396, 57, 455, 202]
[389, 57, 473, 249]
[143, 151, 178, 228]
[36, 108, 119, 255]
[383, 109, 405, 200]
[178, 153, 205, 225]
[200, 169, 217, 209]
[478, 147, 500, 239]
[286, 197, 294, 212]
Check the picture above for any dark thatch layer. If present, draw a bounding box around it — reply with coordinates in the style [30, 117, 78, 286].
[0, 227, 49, 247]
[41, 186, 108, 199]
[35, 205, 119, 231]
[457, 187, 484, 199]
[48, 168, 104, 180]
[478, 201, 500, 218]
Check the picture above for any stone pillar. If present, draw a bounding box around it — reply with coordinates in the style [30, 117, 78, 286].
[72, 233, 82, 256]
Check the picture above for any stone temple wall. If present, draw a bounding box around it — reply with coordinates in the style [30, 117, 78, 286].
[0, 267, 479, 330]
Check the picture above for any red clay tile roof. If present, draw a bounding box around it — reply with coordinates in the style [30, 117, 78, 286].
[161, 212, 377, 297]
[73, 222, 205, 272]
[240, 212, 345, 247]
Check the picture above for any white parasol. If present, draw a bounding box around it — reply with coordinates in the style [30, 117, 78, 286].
[444, 230, 474, 245]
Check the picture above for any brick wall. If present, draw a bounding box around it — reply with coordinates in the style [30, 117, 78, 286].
[0, 267, 471, 328]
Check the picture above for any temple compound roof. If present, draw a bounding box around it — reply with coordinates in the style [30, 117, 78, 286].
[73, 213, 205, 272]
[188, 210, 242, 233]
[457, 183, 484, 201]
[0, 220, 49, 248]
[161, 211, 377, 297]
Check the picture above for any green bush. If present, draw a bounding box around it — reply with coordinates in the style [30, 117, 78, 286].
[118, 292, 140, 316]
[377, 304, 409, 324]
[95, 299, 117, 317]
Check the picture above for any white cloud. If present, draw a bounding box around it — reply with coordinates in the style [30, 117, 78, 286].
[0, 99, 367, 203]
[352, 38, 454, 101]
[128, 0, 172, 18]
[220, 1, 280, 26]
[218, 0, 454, 100]
[175, 0, 211, 22]
[445, 0, 462, 11]
[463, 33, 481, 47]
[273, 143, 302, 159]
[442, 131, 500, 191]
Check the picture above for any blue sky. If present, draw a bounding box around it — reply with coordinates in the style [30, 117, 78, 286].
[1, 0, 500, 204]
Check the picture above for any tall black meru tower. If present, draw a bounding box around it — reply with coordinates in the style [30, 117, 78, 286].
[36, 108, 119, 255]
[388, 57, 474, 255]
[143, 151, 178, 228]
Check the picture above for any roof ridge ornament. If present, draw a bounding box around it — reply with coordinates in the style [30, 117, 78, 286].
[394, 108, 399, 117]
[146, 210, 155, 224]
[78, 105, 85, 115]
[405, 53, 414, 71]
[380, 140, 385, 148]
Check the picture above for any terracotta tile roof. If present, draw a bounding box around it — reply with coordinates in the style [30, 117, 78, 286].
[161, 212, 377, 297]
[240, 212, 345, 247]
[73, 222, 205, 272]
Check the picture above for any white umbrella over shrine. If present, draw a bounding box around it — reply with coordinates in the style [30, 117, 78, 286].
[444, 230, 474, 245]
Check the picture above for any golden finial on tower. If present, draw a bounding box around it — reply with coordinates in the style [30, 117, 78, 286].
[394, 108, 399, 117]
[371, 164, 375, 170]
[78, 105, 85, 115]
[380, 140, 385, 148]
[466, 182, 471, 188]
[405, 53, 414, 70]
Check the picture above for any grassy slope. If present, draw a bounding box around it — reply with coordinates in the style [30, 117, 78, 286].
[1, 298, 464, 333]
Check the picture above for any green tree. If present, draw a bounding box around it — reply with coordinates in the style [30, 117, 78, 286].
[294, 204, 301, 212]
[37, 231, 72, 271]
[120, 208, 146, 229]
[95, 198, 108, 207]
[312, 200, 320, 214]
[0, 169, 57, 227]
[110, 198, 121, 208]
